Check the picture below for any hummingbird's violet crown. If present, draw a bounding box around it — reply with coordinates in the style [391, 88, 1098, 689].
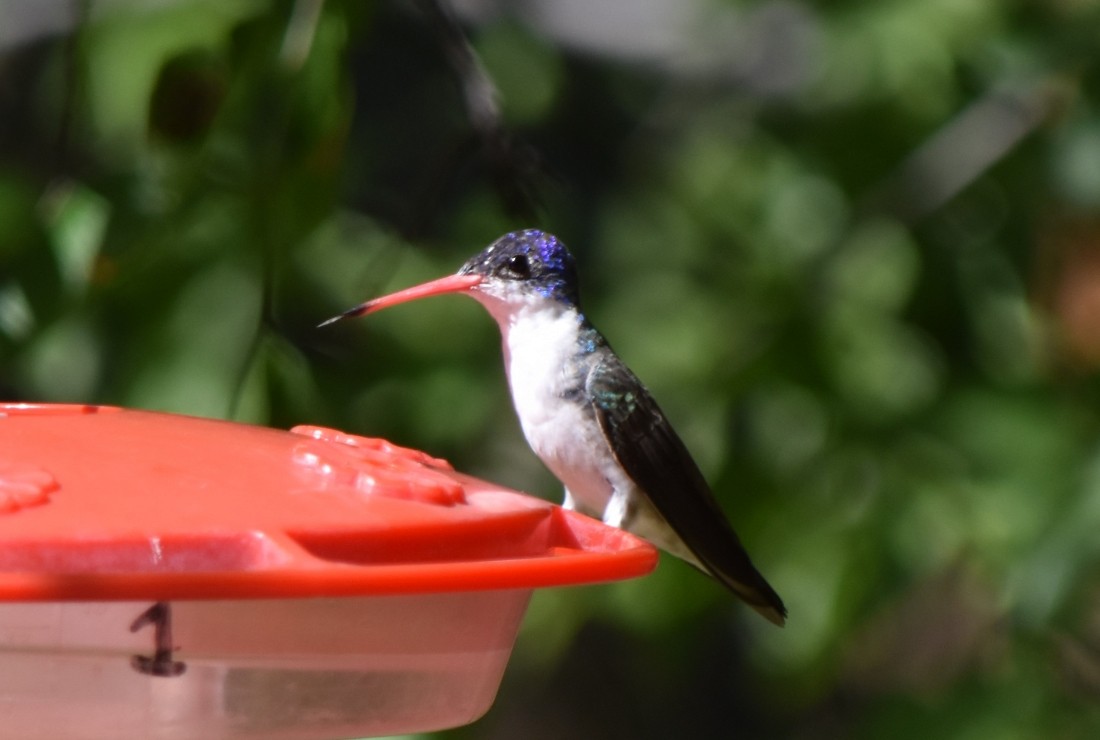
[459, 229, 581, 306]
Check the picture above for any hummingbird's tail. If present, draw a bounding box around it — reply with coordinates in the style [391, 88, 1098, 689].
[703, 560, 787, 626]
[623, 499, 787, 626]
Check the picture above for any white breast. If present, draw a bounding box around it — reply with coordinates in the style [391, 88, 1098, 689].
[469, 291, 620, 516]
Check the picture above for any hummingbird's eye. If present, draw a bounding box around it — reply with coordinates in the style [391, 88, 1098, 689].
[505, 254, 531, 278]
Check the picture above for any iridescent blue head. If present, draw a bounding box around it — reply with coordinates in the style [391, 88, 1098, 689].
[459, 229, 581, 308]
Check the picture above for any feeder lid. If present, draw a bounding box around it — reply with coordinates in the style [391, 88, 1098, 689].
[0, 403, 657, 601]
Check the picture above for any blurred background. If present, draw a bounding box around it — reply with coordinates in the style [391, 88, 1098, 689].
[3, 0, 1100, 737]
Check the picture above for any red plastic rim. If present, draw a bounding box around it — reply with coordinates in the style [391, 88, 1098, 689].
[0, 405, 657, 601]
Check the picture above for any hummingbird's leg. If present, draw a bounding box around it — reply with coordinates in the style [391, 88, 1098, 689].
[602, 488, 635, 529]
[605, 489, 706, 571]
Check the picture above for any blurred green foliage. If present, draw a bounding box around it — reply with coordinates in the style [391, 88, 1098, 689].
[4, 0, 1100, 737]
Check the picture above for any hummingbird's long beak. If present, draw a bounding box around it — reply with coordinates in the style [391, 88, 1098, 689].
[318, 273, 483, 328]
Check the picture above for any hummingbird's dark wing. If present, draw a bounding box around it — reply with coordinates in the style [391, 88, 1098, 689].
[587, 356, 787, 626]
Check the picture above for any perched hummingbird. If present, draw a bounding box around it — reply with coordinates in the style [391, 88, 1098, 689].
[321, 229, 786, 625]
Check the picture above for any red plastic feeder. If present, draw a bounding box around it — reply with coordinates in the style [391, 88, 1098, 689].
[0, 403, 657, 739]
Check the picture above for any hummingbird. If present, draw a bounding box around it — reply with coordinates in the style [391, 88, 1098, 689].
[321, 229, 786, 625]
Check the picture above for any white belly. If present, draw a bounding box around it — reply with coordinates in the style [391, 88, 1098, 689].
[498, 307, 621, 517]
[515, 384, 619, 515]
[508, 345, 695, 563]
